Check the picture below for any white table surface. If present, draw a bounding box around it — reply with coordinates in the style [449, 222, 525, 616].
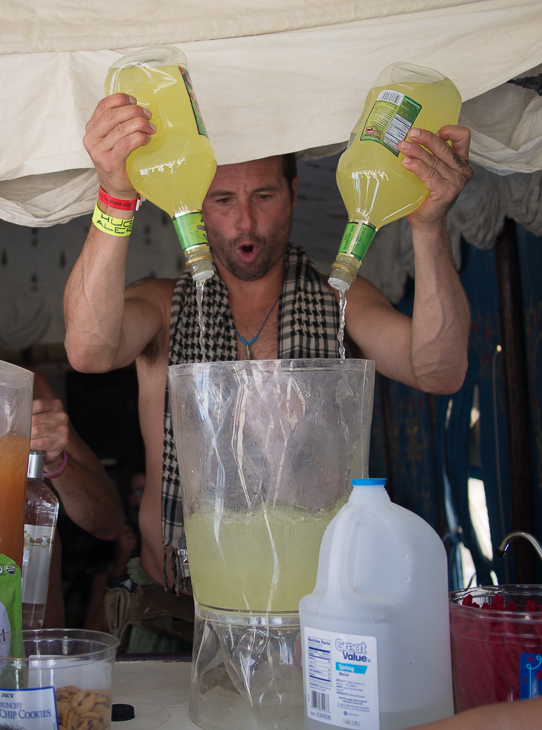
[112, 659, 199, 729]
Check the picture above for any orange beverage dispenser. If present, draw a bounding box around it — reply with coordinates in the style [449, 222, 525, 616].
[0, 361, 33, 567]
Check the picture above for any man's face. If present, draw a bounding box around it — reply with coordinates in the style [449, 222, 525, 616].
[202, 156, 298, 281]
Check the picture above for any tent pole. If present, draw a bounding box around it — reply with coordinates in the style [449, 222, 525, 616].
[494, 217, 537, 583]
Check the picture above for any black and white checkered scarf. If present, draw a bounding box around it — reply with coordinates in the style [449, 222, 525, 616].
[161, 243, 342, 590]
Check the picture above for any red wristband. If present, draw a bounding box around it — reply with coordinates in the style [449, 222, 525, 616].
[98, 186, 141, 211]
[43, 450, 68, 479]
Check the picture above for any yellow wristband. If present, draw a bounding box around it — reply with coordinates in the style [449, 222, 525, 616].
[92, 203, 134, 237]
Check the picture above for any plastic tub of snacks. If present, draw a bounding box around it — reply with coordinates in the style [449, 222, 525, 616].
[0, 628, 119, 729]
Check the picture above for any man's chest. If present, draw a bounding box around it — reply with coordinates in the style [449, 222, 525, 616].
[232, 308, 280, 361]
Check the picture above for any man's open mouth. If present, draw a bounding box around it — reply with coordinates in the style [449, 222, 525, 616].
[237, 242, 259, 263]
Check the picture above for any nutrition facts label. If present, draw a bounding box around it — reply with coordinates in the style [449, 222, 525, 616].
[303, 627, 379, 729]
[384, 114, 413, 151]
[361, 89, 422, 156]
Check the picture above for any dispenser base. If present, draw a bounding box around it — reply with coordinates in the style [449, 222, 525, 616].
[189, 605, 304, 730]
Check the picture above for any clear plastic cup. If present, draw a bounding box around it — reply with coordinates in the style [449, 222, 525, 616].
[449, 585, 542, 711]
[0, 629, 119, 728]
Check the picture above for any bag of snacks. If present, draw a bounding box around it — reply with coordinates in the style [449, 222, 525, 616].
[0, 554, 22, 648]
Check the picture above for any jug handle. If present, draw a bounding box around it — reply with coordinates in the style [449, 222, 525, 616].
[323, 505, 360, 599]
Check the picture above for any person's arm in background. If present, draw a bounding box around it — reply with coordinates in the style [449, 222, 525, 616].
[410, 696, 542, 730]
[30, 368, 124, 540]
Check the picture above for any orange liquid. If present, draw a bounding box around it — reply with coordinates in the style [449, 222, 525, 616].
[0, 434, 30, 566]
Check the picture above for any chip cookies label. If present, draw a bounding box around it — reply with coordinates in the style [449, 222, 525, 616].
[0, 686, 57, 728]
[0, 685, 113, 729]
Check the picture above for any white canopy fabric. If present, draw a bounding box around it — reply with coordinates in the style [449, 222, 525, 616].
[1, 0, 542, 227]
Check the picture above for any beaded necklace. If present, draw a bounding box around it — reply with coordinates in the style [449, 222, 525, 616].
[235, 294, 281, 359]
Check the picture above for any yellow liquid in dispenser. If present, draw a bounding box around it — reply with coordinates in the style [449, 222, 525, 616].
[106, 63, 216, 218]
[185, 502, 344, 613]
[330, 70, 461, 291]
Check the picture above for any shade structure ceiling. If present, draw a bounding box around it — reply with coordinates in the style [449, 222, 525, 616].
[0, 0, 541, 227]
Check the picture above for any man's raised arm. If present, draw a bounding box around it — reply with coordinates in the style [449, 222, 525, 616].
[344, 124, 472, 395]
[64, 94, 163, 373]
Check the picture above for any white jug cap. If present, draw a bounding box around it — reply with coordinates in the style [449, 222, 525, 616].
[352, 478, 387, 486]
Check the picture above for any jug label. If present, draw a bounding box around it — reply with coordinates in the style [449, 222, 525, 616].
[179, 66, 209, 138]
[0, 687, 57, 728]
[22, 524, 55, 604]
[173, 211, 209, 250]
[303, 627, 379, 728]
[338, 221, 376, 260]
[361, 90, 421, 157]
[520, 652, 542, 699]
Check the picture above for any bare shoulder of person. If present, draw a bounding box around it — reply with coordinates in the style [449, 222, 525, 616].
[125, 277, 147, 292]
[125, 276, 160, 294]
[127, 277, 177, 364]
[322, 272, 390, 310]
[125, 276, 177, 313]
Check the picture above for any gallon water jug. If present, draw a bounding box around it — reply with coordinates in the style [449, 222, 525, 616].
[168, 359, 375, 730]
[299, 478, 453, 730]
